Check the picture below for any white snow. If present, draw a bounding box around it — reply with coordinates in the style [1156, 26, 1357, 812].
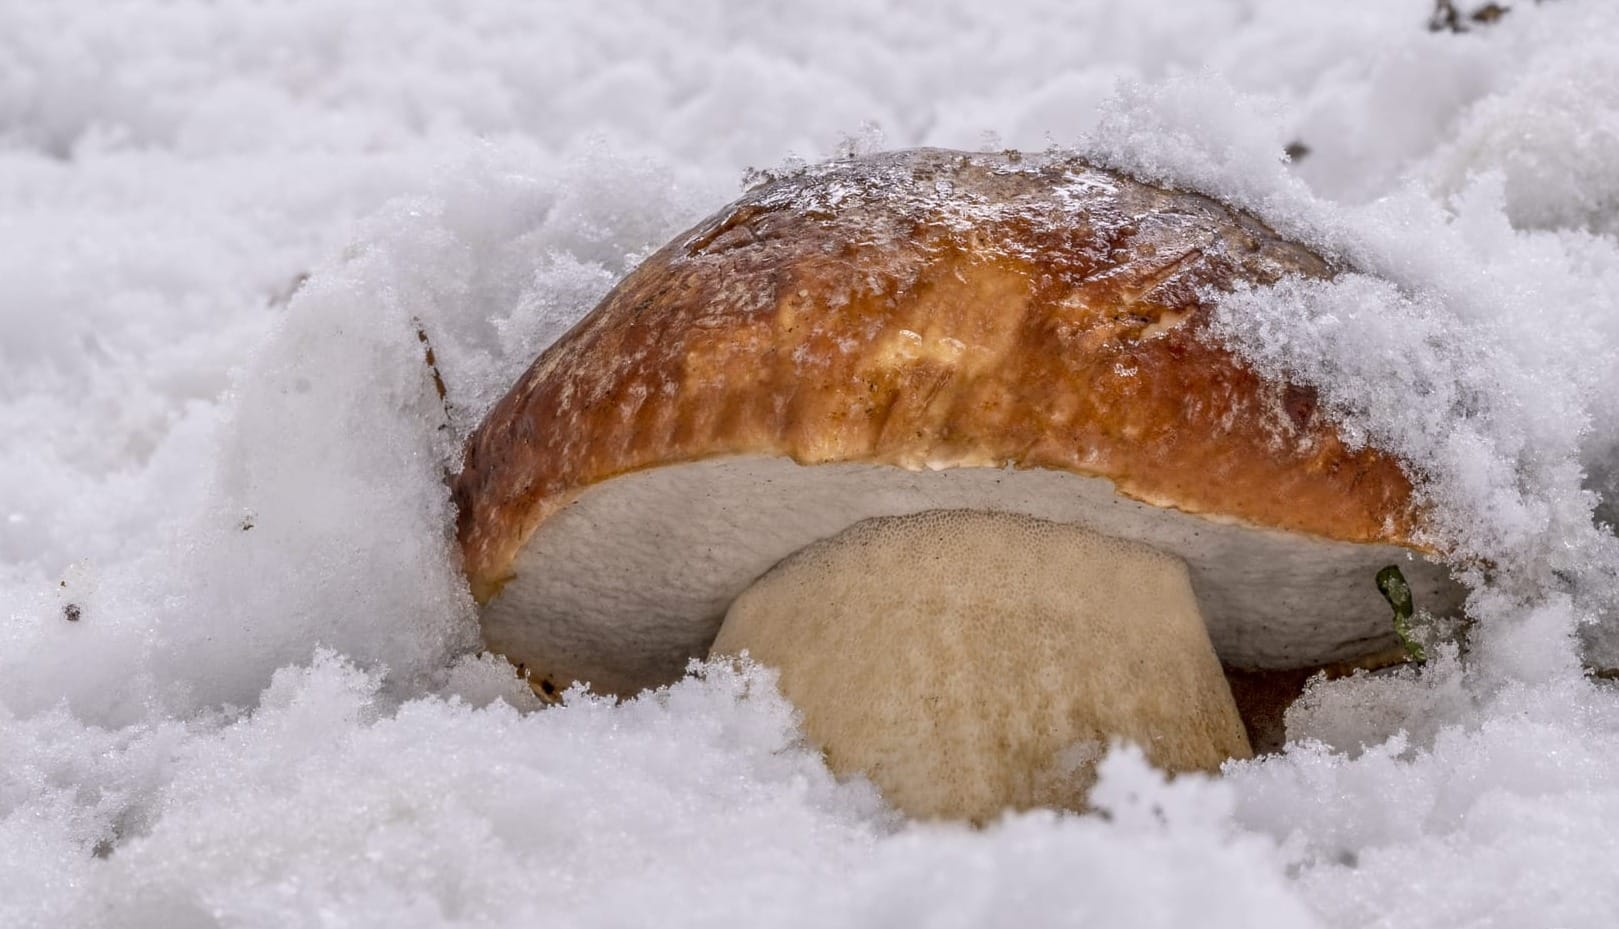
[4, 1, 1619, 926]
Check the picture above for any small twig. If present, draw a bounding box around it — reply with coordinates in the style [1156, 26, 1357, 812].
[414, 319, 450, 408]
[1430, 0, 1512, 32]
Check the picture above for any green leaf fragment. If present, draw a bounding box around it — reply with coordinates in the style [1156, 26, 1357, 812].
[1376, 564, 1425, 662]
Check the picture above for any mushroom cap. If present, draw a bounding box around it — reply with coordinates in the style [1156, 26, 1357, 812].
[454, 148, 1463, 696]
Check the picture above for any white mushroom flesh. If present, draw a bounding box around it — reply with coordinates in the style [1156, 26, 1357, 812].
[480, 455, 1463, 696]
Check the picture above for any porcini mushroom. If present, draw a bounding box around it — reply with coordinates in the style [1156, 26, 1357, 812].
[453, 149, 1463, 820]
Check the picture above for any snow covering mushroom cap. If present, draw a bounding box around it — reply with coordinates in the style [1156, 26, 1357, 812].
[454, 148, 1464, 699]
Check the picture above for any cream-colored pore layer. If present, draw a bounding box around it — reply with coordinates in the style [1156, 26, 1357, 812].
[484, 457, 1465, 698]
[711, 509, 1254, 822]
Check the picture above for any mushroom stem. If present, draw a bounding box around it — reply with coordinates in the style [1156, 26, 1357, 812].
[710, 509, 1253, 821]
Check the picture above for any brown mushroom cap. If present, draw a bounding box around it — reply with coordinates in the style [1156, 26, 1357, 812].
[454, 148, 1463, 697]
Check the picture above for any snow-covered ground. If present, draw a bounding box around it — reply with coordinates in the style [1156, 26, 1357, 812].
[4, 1, 1619, 925]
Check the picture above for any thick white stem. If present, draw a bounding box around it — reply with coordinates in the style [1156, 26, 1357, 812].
[711, 509, 1252, 821]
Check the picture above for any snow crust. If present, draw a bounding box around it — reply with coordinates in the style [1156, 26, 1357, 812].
[5, 1, 1619, 926]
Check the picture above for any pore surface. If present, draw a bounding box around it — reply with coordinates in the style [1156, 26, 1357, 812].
[480, 456, 1464, 695]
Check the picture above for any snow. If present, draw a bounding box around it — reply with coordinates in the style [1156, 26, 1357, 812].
[4, 0, 1619, 926]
